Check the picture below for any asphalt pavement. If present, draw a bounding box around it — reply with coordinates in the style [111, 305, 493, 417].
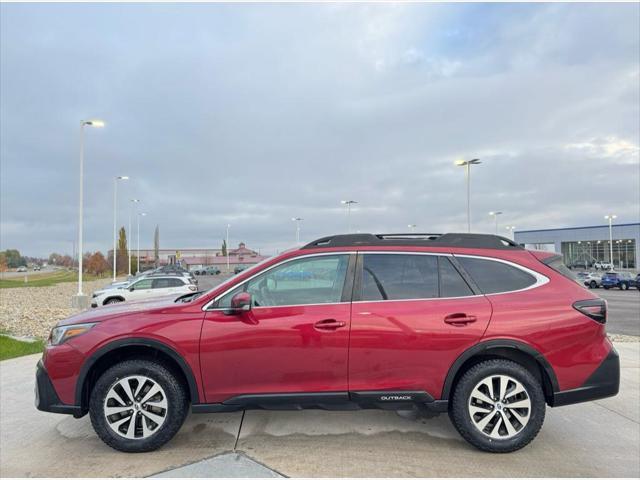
[1, 344, 637, 477]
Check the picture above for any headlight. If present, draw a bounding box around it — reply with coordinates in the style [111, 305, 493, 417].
[48, 322, 97, 346]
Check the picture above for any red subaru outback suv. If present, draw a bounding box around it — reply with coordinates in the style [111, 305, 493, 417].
[36, 233, 619, 453]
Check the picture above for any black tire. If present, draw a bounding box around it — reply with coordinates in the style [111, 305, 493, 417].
[603, 286, 610, 290]
[104, 297, 124, 305]
[89, 359, 188, 452]
[620, 283, 628, 291]
[449, 359, 545, 453]
[589, 281, 597, 289]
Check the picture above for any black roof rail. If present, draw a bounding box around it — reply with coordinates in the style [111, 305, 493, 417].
[301, 233, 523, 250]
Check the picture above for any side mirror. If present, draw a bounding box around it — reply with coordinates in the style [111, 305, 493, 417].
[129, 286, 135, 292]
[225, 292, 252, 315]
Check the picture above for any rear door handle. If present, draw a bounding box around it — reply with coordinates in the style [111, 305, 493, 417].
[314, 319, 347, 331]
[444, 313, 477, 326]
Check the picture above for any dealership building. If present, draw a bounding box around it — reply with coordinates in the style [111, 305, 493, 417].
[514, 222, 639, 269]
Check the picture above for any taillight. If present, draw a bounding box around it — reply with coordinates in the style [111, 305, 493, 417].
[573, 298, 607, 324]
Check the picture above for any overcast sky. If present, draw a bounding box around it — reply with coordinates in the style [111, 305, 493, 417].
[1, 2, 639, 257]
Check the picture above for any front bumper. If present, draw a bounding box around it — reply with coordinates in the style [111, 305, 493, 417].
[550, 347, 620, 407]
[35, 360, 84, 417]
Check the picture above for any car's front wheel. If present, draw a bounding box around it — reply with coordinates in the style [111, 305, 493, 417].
[620, 283, 628, 290]
[89, 359, 188, 452]
[589, 280, 597, 289]
[449, 359, 545, 453]
[104, 297, 123, 305]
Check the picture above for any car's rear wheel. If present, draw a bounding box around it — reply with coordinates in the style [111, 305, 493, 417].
[104, 298, 123, 305]
[449, 359, 545, 453]
[589, 280, 597, 289]
[620, 283, 628, 290]
[89, 359, 188, 452]
[603, 286, 610, 290]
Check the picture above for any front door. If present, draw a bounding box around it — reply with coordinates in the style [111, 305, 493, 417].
[200, 253, 355, 403]
[348, 253, 492, 399]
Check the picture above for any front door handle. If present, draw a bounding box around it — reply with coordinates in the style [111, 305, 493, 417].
[314, 319, 347, 331]
[444, 313, 477, 326]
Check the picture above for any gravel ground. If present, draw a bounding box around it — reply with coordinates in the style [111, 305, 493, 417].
[0, 279, 111, 339]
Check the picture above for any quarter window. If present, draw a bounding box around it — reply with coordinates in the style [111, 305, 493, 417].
[130, 279, 153, 290]
[361, 254, 438, 301]
[217, 255, 350, 307]
[456, 256, 537, 294]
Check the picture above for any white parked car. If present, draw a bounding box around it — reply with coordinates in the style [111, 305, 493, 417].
[91, 275, 196, 307]
[582, 272, 603, 289]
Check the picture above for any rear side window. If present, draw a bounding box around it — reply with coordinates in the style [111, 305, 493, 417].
[457, 256, 537, 294]
[361, 254, 438, 300]
[438, 257, 474, 297]
[541, 255, 577, 282]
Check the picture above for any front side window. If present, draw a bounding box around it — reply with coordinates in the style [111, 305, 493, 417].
[361, 254, 438, 301]
[456, 256, 537, 294]
[217, 254, 350, 307]
[131, 279, 153, 290]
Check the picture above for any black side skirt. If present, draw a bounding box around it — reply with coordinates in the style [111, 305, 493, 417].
[192, 390, 448, 414]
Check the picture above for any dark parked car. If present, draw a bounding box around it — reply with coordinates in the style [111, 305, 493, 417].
[37, 233, 619, 454]
[600, 272, 637, 290]
[233, 265, 246, 274]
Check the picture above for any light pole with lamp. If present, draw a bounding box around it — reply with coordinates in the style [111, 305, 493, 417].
[292, 217, 303, 244]
[136, 212, 147, 274]
[604, 214, 617, 270]
[112, 176, 129, 281]
[226, 224, 231, 273]
[73, 119, 105, 309]
[505, 225, 516, 240]
[128, 199, 140, 276]
[455, 158, 481, 233]
[489, 211, 503, 234]
[341, 200, 358, 233]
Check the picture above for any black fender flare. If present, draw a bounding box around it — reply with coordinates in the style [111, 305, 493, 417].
[441, 339, 559, 400]
[75, 337, 200, 407]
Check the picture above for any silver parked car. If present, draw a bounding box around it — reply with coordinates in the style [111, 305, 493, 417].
[583, 272, 603, 289]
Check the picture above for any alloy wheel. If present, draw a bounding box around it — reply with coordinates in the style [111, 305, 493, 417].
[103, 375, 168, 440]
[468, 374, 531, 440]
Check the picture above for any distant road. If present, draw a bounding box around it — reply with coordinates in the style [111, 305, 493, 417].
[0, 266, 57, 279]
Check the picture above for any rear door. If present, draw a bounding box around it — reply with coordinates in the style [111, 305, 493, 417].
[348, 252, 492, 400]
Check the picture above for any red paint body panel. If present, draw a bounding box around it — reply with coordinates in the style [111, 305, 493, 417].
[349, 296, 492, 397]
[200, 304, 350, 402]
[40, 242, 613, 410]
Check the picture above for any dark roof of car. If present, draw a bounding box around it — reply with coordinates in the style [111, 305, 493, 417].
[301, 233, 523, 250]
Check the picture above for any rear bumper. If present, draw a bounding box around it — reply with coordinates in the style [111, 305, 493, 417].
[551, 347, 620, 407]
[35, 360, 84, 417]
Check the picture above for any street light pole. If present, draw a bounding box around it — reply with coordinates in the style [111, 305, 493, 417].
[226, 224, 231, 273]
[341, 200, 358, 233]
[505, 225, 516, 240]
[455, 158, 481, 233]
[292, 217, 303, 244]
[137, 212, 146, 274]
[74, 119, 104, 307]
[489, 211, 503, 234]
[604, 214, 617, 270]
[112, 176, 129, 281]
[128, 199, 140, 276]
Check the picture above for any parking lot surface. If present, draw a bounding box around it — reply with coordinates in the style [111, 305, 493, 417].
[1, 343, 637, 477]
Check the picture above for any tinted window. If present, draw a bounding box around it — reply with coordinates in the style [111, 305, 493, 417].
[361, 254, 438, 301]
[438, 257, 474, 297]
[152, 278, 184, 288]
[457, 257, 537, 294]
[543, 255, 577, 282]
[131, 279, 153, 290]
[218, 255, 349, 307]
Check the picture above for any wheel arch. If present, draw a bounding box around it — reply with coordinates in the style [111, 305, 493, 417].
[75, 338, 200, 412]
[102, 295, 125, 305]
[441, 339, 559, 405]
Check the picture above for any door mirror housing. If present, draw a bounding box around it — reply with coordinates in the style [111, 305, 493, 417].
[225, 291, 252, 315]
[128, 286, 135, 292]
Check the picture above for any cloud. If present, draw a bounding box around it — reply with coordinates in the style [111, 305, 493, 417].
[1, 2, 638, 256]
